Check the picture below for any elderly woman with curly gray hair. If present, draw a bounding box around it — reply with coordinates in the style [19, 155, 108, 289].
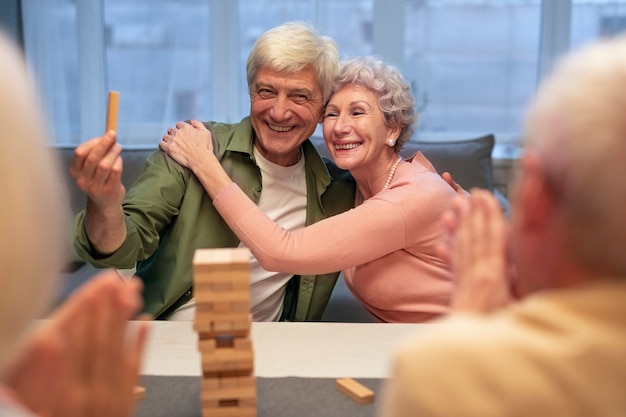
[161, 56, 458, 323]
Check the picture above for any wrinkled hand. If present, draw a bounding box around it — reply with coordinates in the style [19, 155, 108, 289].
[3, 271, 149, 417]
[442, 189, 513, 313]
[159, 119, 214, 172]
[70, 131, 125, 210]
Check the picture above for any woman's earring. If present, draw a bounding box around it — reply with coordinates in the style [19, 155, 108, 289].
[387, 138, 396, 147]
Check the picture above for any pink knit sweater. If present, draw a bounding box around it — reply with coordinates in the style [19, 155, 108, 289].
[212, 152, 456, 322]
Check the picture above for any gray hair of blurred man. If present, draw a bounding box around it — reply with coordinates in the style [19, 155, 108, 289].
[246, 21, 340, 104]
[332, 56, 419, 151]
[0, 33, 68, 374]
[523, 35, 626, 276]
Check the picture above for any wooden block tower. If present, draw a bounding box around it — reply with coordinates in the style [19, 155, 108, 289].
[193, 248, 256, 417]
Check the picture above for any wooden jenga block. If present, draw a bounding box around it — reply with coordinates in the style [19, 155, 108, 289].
[193, 248, 256, 417]
[214, 320, 233, 333]
[201, 384, 256, 404]
[194, 288, 250, 304]
[212, 301, 233, 313]
[203, 369, 253, 379]
[134, 385, 146, 401]
[201, 406, 256, 417]
[233, 336, 252, 350]
[105, 91, 119, 132]
[336, 378, 375, 404]
[194, 271, 249, 288]
[194, 320, 251, 338]
[193, 247, 250, 264]
[230, 300, 249, 310]
[193, 249, 250, 282]
[199, 335, 252, 351]
[202, 377, 220, 390]
[209, 282, 234, 291]
[194, 312, 253, 337]
[196, 300, 249, 314]
[195, 311, 251, 323]
[194, 310, 250, 327]
[201, 348, 254, 374]
[201, 375, 255, 390]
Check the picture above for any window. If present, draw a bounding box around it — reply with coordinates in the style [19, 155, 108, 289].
[572, 0, 626, 47]
[22, 0, 211, 147]
[403, 1, 541, 143]
[17, 0, 626, 148]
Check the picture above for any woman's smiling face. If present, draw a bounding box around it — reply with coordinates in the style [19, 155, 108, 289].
[323, 84, 398, 172]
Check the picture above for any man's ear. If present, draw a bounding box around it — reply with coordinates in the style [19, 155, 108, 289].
[515, 152, 556, 231]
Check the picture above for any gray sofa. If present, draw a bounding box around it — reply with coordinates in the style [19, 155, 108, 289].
[56, 133, 501, 322]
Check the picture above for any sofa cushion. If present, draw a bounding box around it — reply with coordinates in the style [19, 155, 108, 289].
[401, 134, 495, 191]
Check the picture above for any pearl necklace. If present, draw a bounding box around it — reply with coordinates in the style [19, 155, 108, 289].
[383, 157, 403, 190]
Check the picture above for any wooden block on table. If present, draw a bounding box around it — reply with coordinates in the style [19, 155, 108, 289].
[134, 385, 146, 401]
[201, 406, 256, 417]
[336, 378, 375, 405]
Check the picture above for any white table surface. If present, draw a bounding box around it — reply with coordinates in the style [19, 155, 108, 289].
[140, 321, 431, 379]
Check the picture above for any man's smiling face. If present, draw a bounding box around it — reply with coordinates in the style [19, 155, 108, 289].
[249, 66, 324, 166]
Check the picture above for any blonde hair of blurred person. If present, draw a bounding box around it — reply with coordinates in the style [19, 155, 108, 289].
[0, 32, 67, 375]
[0, 32, 147, 417]
[520, 36, 626, 290]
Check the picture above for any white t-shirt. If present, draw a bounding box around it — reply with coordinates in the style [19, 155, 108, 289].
[168, 147, 306, 322]
[247, 146, 307, 321]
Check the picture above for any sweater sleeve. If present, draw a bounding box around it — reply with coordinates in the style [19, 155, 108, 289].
[213, 182, 409, 274]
